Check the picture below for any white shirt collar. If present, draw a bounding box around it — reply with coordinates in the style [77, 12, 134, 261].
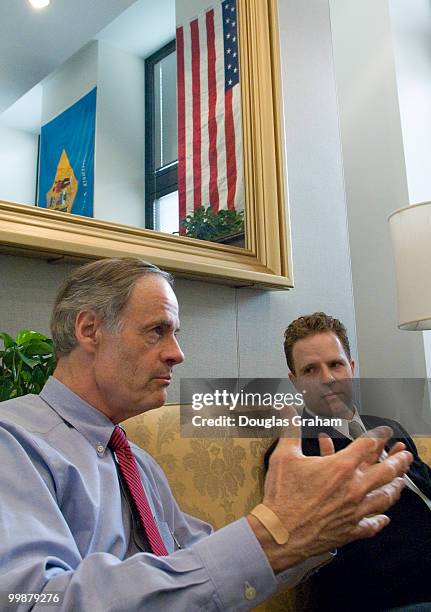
[305, 405, 366, 439]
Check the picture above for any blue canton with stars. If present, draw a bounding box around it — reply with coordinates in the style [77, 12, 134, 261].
[222, 0, 239, 91]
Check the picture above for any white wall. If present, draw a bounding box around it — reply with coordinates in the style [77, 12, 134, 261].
[329, 0, 427, 377]
[0, 125, 38, 205]
[95, 42, 145, 226]
[42, 42, 98, 125]
[390, 0, 431, 377]
[390, 0, 431, 205]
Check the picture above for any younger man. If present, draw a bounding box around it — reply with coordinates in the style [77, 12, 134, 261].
[265, 312, 431, 611]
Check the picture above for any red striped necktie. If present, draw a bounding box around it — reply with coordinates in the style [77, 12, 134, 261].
[108, 425, 168, 556]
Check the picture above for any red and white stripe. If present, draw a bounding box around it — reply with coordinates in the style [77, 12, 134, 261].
[177, 1, 244, 230]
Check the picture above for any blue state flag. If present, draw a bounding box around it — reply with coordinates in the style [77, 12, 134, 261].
[38, 88, 96, 217]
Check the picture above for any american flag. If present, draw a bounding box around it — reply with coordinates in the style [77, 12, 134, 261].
[176, 0, 244, 231]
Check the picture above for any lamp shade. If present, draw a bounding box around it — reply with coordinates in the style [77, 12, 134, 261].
[389, 201, 431, 330]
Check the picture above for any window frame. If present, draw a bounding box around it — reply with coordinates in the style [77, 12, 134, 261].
[144, 39, 177, 231]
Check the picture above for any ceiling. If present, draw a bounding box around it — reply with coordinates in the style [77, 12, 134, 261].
[97, 0, 175, 57]
[0, 0, 175, 131]
[0, 0, 138, 114]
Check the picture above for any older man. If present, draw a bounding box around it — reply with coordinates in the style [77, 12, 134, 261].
[265, 312, 431, 611]
[0, 260, 412, 611]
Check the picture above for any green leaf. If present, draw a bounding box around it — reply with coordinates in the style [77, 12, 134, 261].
[0, 380, 14, 401]
[0, 332, 15, 349]
[21, 340, 53, 357]
[21, 370, 31, 383]
[17, 349, 43, 369]
[15, 330, 49, 345]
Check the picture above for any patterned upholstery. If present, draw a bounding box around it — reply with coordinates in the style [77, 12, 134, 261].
[415, 437, 431, 466]
[123, 404, 431, 612]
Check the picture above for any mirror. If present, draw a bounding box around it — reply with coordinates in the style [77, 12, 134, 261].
[0, 0, 292, 288]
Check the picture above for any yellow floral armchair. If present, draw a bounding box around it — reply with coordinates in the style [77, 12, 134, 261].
[123, 405, 431, 612]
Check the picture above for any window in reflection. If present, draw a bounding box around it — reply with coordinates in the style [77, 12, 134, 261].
[145, 41, 179, 233]
[154, 190, 179, 234]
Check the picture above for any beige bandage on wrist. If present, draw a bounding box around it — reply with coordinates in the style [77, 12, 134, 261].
[250, 503, 290, 545]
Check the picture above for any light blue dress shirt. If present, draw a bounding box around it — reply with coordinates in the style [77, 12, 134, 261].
[0, 377, 329, 611]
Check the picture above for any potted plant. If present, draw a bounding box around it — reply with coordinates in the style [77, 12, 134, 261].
[0, 330, 56, 401]
[179, 206, 245, 245]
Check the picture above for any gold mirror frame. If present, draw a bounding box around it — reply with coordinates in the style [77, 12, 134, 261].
[0, 0, 292, 289]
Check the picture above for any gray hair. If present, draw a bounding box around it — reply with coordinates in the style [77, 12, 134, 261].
[50, 257, 173, 357]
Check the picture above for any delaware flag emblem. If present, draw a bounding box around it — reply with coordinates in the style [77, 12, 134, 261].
[46, 149, 78, 212]
[176, 0, 244, 230]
